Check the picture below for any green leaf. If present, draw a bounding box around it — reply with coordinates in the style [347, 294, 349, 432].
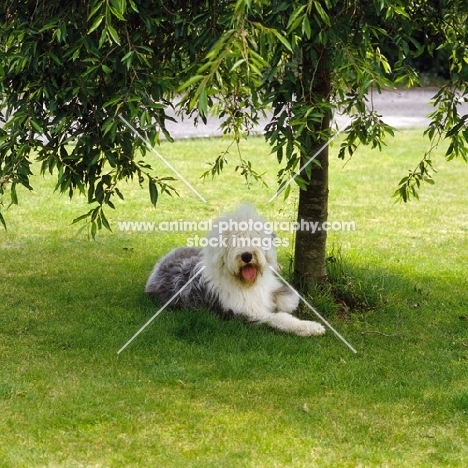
[294, 175, 308, 191]
[313, 2, 331, 27]
[111, 0, 125, 14]
[91, 220, 97, 240]
[272, 30, 292, 52]
[230, 59, 246, 72]
[287, 5, 307, 30]
[302, 16, 311, 39]
[129, 0, 139, 12]
[100, 209, 112, 231]
[88, 2, 104, 20]
[179, 75, 204, 92]
[0, 212, 6, 230]
[109, 0, 126, 20]
[107, 24, 121, 45]
[149, 178, 158, 207]
[72, 209, 94, 225]
[88, 15, 104, 34]
[10, 183, 18, 205]
[121, 51, 135, 68]
[90, 206, 100, 222]
[102, 118, 116, 136]
[115, 188, 125, 200]
[102, 64, 112, 74]
[50, 52, 63, 66]
[99, 28, 107, 48]
[30, 119, 42, 133]
[303, 159, 313, 180]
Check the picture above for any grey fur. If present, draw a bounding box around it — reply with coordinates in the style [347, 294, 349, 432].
[145, 247, 234, 319]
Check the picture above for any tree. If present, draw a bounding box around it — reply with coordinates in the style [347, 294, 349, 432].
[1, 1, 467, 287]
[180, 0, 468, 286]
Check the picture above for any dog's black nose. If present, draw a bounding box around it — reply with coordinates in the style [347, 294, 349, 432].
[241, 252, 253, 263]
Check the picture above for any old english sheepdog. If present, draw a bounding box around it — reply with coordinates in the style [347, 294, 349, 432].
[145, 205, 326, 337]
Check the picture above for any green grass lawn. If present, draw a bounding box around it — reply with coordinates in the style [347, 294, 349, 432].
[1, 129, 467, 467]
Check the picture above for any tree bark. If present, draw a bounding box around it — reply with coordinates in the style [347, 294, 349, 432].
[294, 46, 331, 288]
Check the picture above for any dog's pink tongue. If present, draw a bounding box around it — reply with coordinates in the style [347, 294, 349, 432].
[241, 264, 257, 281]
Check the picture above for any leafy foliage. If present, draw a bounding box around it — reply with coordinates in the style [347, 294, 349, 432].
[1, 0, 467, 233]
[0, 0, 220, 235]
[181, 0, 468, 202]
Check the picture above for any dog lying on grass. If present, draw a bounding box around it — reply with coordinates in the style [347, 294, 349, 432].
[146, 205, 325, 337]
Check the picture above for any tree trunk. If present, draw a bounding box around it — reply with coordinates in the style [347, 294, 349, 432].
[293, 46, 331, 288]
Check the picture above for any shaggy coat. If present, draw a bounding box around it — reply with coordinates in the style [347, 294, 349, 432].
[145, 205, 325, 336]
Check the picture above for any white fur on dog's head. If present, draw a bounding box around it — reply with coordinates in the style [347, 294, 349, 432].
[202, 204, 278, 286]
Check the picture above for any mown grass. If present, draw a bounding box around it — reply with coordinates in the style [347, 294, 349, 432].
[1, 129, 467, 467]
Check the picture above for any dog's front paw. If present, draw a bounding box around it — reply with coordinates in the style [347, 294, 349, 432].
[296, 320, 326, 337]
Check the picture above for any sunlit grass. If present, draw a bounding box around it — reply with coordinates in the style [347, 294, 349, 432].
[1, 129, 467, 467]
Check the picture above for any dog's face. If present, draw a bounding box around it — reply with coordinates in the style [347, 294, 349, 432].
[203, 209, 278, 285]
[224, 230, 266, 284]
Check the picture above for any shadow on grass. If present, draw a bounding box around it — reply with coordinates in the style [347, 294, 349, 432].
[5, 241, 465, 375]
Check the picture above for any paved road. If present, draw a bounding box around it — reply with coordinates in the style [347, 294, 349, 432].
[166, 88, 468, 139]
